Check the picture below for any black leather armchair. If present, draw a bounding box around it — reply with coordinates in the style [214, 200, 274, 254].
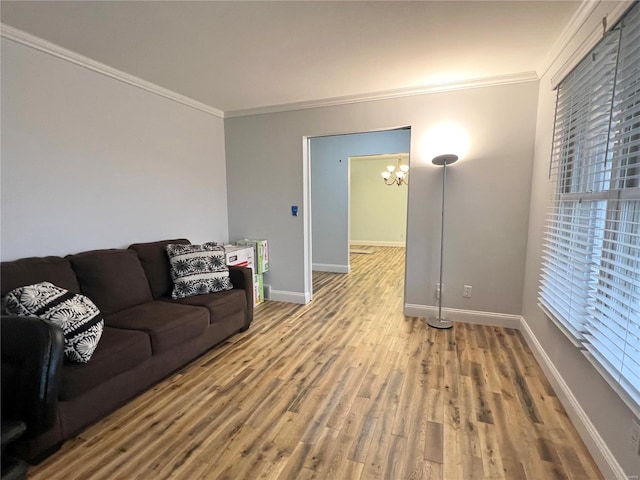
[1, 316, 64, 478]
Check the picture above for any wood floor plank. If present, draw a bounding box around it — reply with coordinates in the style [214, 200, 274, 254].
[27, 247, 603, 480]
[476, 421, 505, 480]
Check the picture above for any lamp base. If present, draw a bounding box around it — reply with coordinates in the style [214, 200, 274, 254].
[427, 316, 453, 329]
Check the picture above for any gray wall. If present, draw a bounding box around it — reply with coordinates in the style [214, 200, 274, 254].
[310, 130, 410, 272]
[350, 156, 408, 247]
[521, 1, 640, 477]
[225, 81, 538, 312]
[1, 39, 229, 260]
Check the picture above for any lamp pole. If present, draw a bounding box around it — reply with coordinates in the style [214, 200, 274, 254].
[428, 154, 458, 329]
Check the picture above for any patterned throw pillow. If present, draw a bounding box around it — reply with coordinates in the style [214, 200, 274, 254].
[3, 282, 104, 363]
[166, 242, 233, 299]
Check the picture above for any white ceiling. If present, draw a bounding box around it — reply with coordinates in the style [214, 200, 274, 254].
[0, 1, 581, 114]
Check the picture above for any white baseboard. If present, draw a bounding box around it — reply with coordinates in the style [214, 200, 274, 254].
[268, 290, 310, 304]
[518, 317, 626, 480]
[403, 304, 521, 328]
[312, 263, 350, 273]
[350, 240, 405, 247]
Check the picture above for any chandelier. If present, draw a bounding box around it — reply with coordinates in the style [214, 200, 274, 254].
[381, 156, 409, 186]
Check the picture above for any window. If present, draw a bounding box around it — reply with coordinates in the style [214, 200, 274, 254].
[540, 2, 640, 414]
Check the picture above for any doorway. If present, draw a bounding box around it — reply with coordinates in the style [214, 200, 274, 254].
[305, 128, 411, 300]
[349, 153, 409, 248]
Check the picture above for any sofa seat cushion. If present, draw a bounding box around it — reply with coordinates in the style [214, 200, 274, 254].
[60, 327, 152, 400]
[161, 289, 246, 325]
[105, 301, 209, 354]
[129, 239, 191, 299]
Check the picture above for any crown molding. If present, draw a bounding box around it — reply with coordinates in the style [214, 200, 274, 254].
[538, 0, 634, 88]
[224, 71, 539, 118]
[1, 23, 225, 119]
[1, 22, 541, 121]
[537, 0, 601, 79]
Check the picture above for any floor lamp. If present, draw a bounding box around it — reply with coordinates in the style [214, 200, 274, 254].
[427, 153, 459, 329]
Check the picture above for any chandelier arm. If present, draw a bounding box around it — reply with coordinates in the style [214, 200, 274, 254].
[383, 177, 395, 186]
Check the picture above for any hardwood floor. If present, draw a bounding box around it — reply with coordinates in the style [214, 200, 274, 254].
[28, 246, 602, 479]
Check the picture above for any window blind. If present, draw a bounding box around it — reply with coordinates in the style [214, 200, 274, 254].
[540, 2, 640, 412]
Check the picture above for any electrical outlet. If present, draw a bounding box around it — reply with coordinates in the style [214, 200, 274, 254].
[463, 285, 472, 298]
[632, 418, 640, 456]
[436, 283, 441, 300]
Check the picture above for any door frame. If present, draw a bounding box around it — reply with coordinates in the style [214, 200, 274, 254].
[303, 126, 411, 303]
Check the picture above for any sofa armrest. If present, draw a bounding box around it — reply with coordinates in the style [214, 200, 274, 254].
[227, 266, 254, 328]
[1, 316, 64, 438]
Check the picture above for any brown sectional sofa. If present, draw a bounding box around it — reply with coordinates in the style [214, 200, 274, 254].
[0, 238, 253, 463]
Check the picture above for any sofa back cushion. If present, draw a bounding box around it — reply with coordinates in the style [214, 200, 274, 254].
[68, 249, 152, 316]
[1, 256, 81, 296]
[128, 239, 190, 299]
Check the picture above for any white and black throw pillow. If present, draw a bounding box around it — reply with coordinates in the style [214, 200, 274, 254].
[166, 242, 233, 299]
[3, 282, 104, 363]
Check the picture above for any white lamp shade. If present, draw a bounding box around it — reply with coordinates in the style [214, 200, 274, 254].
[386, 165, 395, 172]
[399, 164, 409, 173]
[381, 171, 391, 179]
